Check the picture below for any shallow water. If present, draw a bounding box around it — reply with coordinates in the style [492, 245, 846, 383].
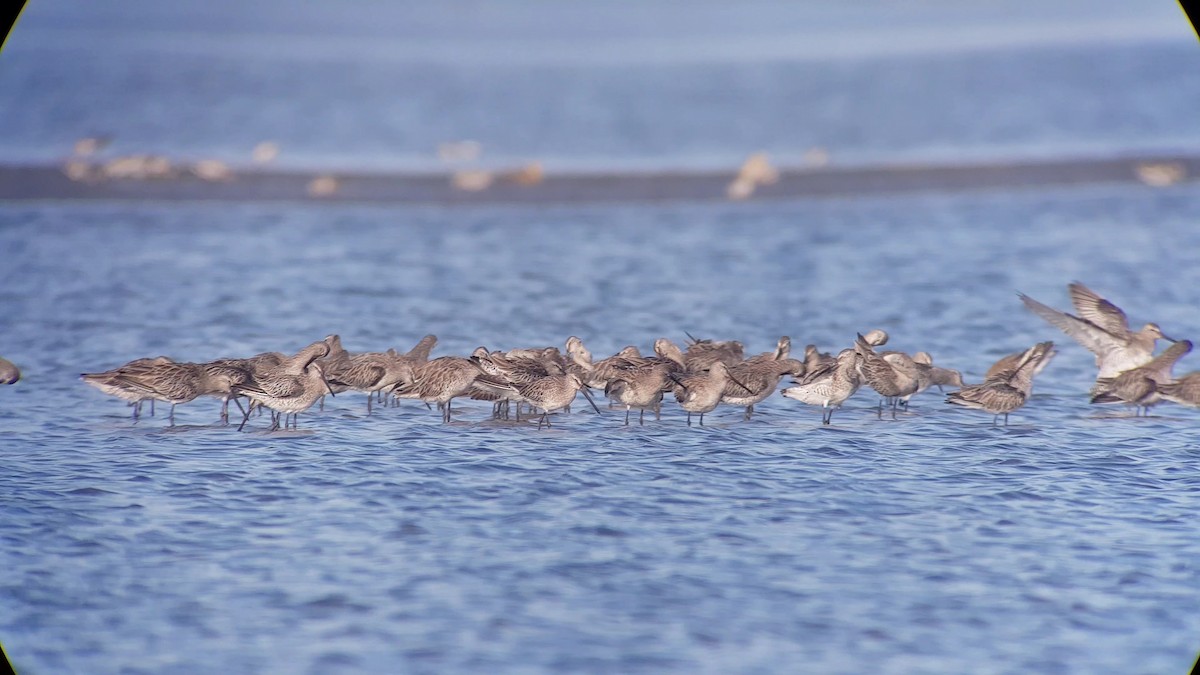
[2, 184, 1200, 673]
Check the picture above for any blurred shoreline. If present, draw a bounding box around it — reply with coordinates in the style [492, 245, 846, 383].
[0, 154, 1195, 205]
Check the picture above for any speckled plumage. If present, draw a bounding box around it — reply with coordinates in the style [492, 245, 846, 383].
[1020, 282, 1172, 381]
[781, 349, 862, 424]
[947, 341, 1055, 425]
[234, 339, 333, 430]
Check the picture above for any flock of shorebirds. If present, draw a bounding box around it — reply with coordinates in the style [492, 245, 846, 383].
[66, 282, 1200, 431]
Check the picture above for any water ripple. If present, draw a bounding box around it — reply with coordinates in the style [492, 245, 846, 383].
[3, 188, 1200, 673]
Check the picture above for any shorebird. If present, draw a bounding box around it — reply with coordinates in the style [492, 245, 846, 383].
[513, 371, 600, 429]
[652, 338, 689, 370]
[670, 361, 749, 426]
[315, 334, 352, 409]
[982, 342, 1058, 387]
[946, 341, 1055, 425]
[327, 351, 417, 414]
[742, 336, 792, 365]
[604, 373, 665, 425]
[898, 352, 964, 409]
[1156, 371, 1200, 411]
[781, 348, 862, 424]
[682, 333, 745, 372]
[1090, 339, 1193, 415]
[469, 347, 564, 420]
[1019, 282, 1173, 381]
[234, 340, 335, 431]
[854, 333, 919, 419]
[194, 361, 255, 423]
[205, 353, 283, 423]
[919, 352, 964, 390]
[392, 356, 501, 423]
[802, 344, 836, 373]
[0, 356, 19, 384]
[983, 346, 1055, 381]
[404, 334, 438, 362]
[95, 360, 251, 426]
[370, 336, 438, 408]
[81, 356, 175, 419]
[566, 338, 652, 391]
[722, 357, 805, 420]
[597, 338, 689, 425]
[860, 329, 889, 347]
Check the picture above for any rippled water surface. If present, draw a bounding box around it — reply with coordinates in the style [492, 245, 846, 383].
[2, 185, 1200, 673]
[3, 1, 1198, 169]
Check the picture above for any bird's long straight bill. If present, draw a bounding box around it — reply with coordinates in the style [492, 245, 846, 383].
[728, 373, 754, 394]
[578, 385, 602, 414]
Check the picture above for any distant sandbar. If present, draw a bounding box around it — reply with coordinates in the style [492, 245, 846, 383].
[0, 154, 1194, 205]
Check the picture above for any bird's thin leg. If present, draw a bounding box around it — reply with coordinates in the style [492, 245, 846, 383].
[237, 403, 254, 431]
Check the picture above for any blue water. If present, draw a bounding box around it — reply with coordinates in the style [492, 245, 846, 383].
[2, 185, 1200, 673]
[3, 1, 1200, 673]
[2, 1, 1198, 170]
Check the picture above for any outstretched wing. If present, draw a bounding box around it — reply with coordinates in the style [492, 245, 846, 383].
[1019, 292, 1122, 358]
[1068, 282, 1130, 338]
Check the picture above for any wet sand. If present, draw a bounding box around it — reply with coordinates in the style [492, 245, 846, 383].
[0, 154, 1195, 205]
